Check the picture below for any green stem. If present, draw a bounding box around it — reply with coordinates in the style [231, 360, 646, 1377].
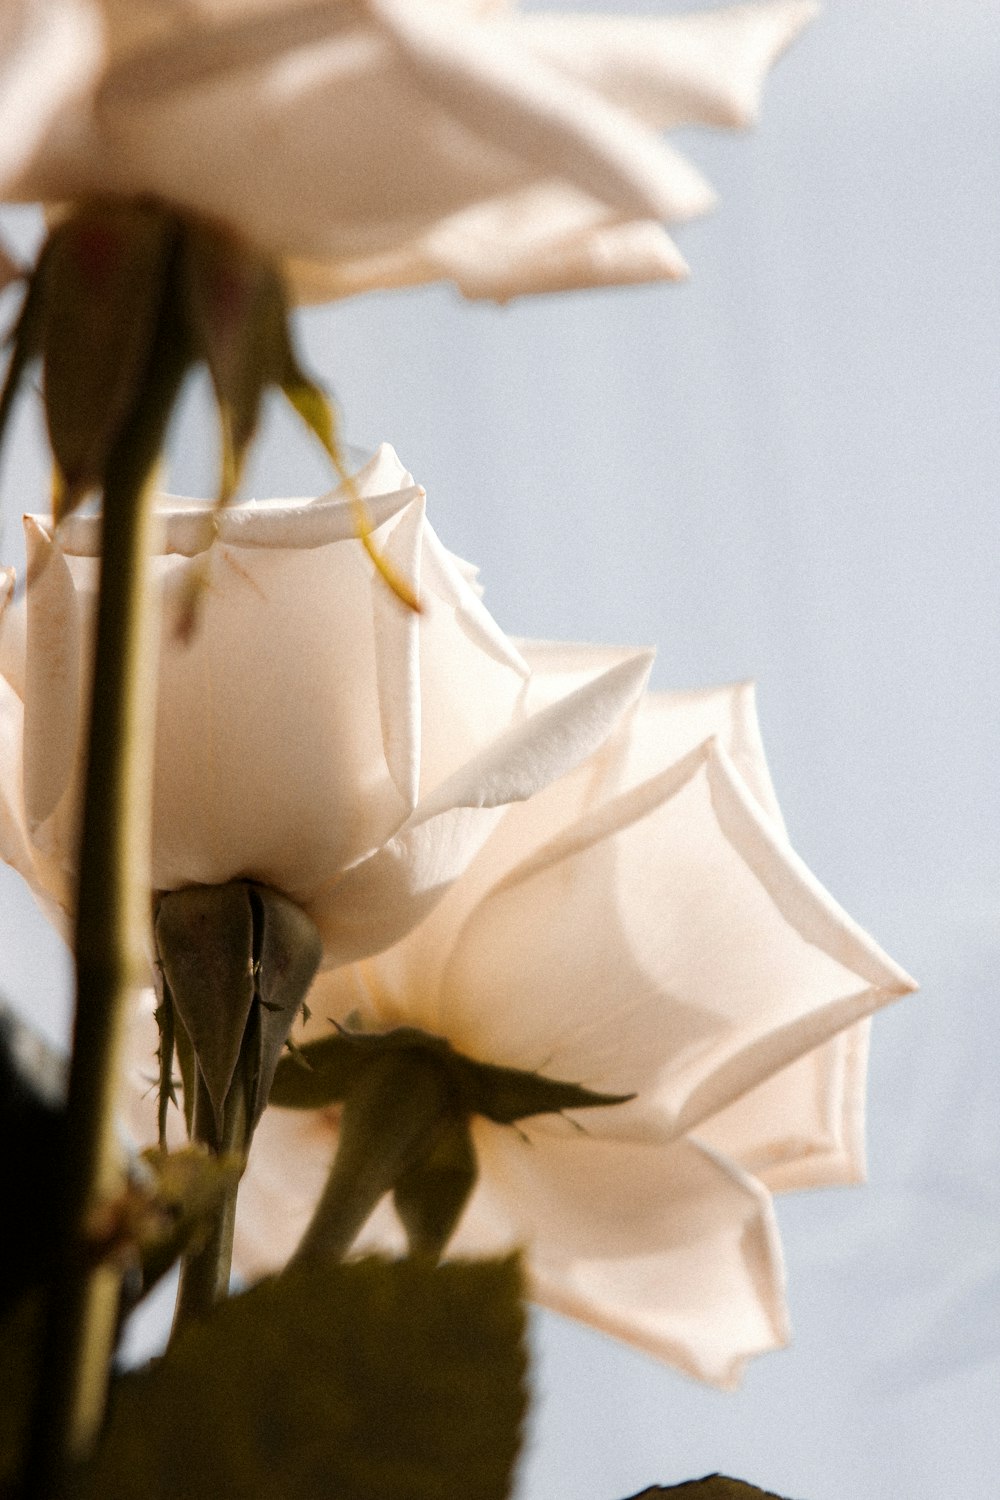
[23, 257, 187, 1497]
[170, 1070, 245, 1339]
[292, 1054, 447, 1267]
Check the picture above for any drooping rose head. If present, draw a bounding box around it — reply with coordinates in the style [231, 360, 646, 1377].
[0, 446, 653, 963]
[123, 649, 916, 1387]
[5, 0, 818, 300]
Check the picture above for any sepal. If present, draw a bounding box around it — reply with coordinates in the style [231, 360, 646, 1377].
[276, 1024, 632, 1262]
[38, 202, 178, 517]
[154, 881, 322, 1146]
[272, 1023, 634, 1123]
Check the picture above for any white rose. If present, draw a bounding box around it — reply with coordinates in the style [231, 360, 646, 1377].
[149, 645, 915, 1386]
[0, 446, 652, 961]
[8, 0, 817, 301]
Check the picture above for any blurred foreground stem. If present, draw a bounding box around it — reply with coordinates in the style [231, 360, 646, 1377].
[169, 1073, 246, 1339]
[24, 265, 187, 1497]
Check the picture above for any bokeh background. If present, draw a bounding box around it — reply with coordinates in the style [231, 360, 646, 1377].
[1, 1, 998, 1495]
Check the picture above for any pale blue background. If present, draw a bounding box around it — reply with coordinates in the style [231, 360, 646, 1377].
[1, 1, 998, 1496]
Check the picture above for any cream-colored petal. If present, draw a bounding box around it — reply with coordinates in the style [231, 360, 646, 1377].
[370, 0, 714, 225]
[306, 802, 510, 978]
[0, 0, 102, 192]
[463, 1126, 788, 1387]
[412, 647, 652, 827]
[286, 197, 689, 304]
[697, 1020, 871, 1191]
[348, 441, 415, 497]
[519, 2, 818, 132]
[22, 517, 82, 833]
[438, 738, 915, 1142]
[417, 183, 689, 302]
[453, 215, 689, 303]
[350, 643, 651, 1013]
[232, 1101, 343, 1278]
[421, 521, 528, 676]
[579, 676, 874, 1188]
[150, 530, 407, 898]
[32, 15, 531, 261]
[307, 650, 652, 967]
[0, 671, 72, 933]
[617, 680, 785, 827]
[51, 481, 423, 558]
[442, 668, 778, 932]
[371, 494, 424, 809]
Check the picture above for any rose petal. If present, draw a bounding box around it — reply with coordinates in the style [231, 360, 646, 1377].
[449, 214, 690, 304]
[520, 2, 820, 133]
[150, 526, 408, 897]
[370, 0, 716, 225]
[0, 672, 70, 932]
[697, 1020, 871, 1190]
[307, 649, 653, 966]
[434, 668, 779, 931]
[0, 0, 102, 193]
[421, 522, 529, 677]
[371, 495, 424, 807]
[411, 646, 653, 827]
[51, 481, 424, 559]
[287, 194, 689, 304]
[457, 1126, 788, 1387]
[438, 738, 915, 1141]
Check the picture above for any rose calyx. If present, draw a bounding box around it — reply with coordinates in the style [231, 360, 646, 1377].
[154, 881, 322, 1152]
[275, 1024, 634, 1264]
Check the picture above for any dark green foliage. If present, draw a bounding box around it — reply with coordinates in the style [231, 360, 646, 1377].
[0, 1008, 65, 1316]
[78, 1256, 528, 1500]
[0, 1292, 43, 1498]
[623, 1478, 801, 1499]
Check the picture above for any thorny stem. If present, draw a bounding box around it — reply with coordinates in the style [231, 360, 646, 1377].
[23, 248, 187, 1497]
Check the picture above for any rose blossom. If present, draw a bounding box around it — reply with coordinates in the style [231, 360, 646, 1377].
[0, 445, 652, 962]
[6, 0, 817, 301]
[127, 645, 915, 1386]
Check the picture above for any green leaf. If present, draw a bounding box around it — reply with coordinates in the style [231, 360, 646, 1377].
[39, 201, 177, 515]
[79, 1257, 528, 1500]
[622, 1479, 800, 1499]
